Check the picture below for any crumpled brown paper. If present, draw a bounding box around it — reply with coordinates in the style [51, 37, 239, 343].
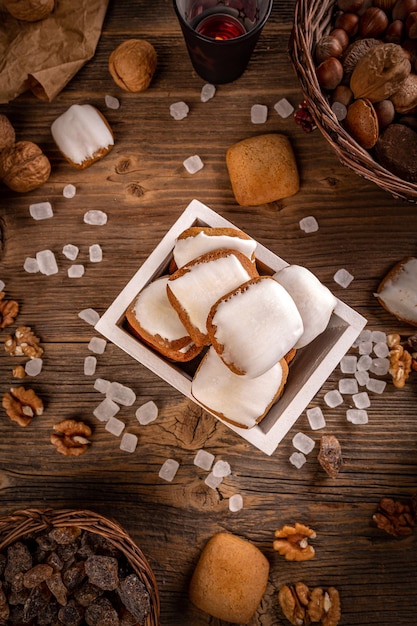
[0, 0, 109, 103]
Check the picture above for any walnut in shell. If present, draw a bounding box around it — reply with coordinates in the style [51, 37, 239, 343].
[109, 39, 157, 93]
[350, 43, 411, 102]
[3, 0, 54, 22]
[0, 140, 51, 192]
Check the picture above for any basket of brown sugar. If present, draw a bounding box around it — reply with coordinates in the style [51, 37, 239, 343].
[0, 508, 160, 625]
[289, 0, 417, 203]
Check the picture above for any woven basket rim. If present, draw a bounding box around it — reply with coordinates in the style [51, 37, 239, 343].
[0, 507, 160, 626]
[289, 0, 417, 203]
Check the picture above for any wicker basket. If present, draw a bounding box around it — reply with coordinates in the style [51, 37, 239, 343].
[289, 0, 417, 204]
[0, 508, 160, 626]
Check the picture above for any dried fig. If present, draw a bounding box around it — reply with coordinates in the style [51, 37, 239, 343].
[0, 141, 51, 193]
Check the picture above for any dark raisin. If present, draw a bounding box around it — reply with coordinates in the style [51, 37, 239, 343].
[49, 527, 81, 546]
[4, 542, 32, 583]
[318, 434, 343, 478]
[62, 562, 86, 593]
[117, 574, 150, 622]
[23, 582, 51, 622]
[73, 581, 103, 607]
[57, 599, 84, 626]
[23, 563, 53, 588]
[85, 597, 119, 626]
[85, 556, 119, 591]
[46, 571, 68, 606]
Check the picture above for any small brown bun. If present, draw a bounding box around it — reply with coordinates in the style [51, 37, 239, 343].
[376, 256, 417, 326]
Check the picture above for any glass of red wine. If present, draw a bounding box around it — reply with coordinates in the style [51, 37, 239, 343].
[173, 0, 273, 84]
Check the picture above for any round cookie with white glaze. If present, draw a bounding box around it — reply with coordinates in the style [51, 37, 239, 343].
[207, 276, 303, 378]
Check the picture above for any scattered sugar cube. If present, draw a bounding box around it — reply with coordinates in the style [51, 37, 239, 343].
[36, 250, 58, 275]
[357, 329, 372, 344]
[68, 264, 85, 278]
[292, 432, 315, 454]
[340, 354, 358, 374]
[338, 378, 359, 395]
[306, 407, 326, 430]
[193, 449, 215, 471]
[371, 330, 387, 343]
[29, 201, 53, 220]
[78, 308, 100, 326]
[274, 97, 294, 118]
[373, 341, 389, 358]
[183, 155, 204, 174]
[120, 432, 138, 453]
[358, 341, 373, 355]
[84, 355, 97, 376]
[89, 244, 103, 263]
[23, 257, 39, 273]
[299, 216, 319, 233]
[105, 94, 120, 109]
[105, 416, 125, 436]
[170, 101, 189, 120]
[370, 357, 389, 376]
[324, 389, 343, 408]
[352, 391, 371, 409]
[93, 397, 120, 422]
[25, 358, 43, 376]
[159, 459, 179, 482]
[212, 460, 231, 478]
[366, 378, 387, 394]
[357, 355, 372, 371]
[62, 244, 79, 261]
[346, 408, 368, 424]
[136, 400, 158, 425]
[251, 104, 268, 124]
[289, 451, 306, 469]
[355, 370, 370, 386]
[63, 184, 76, 198]
[200, 83, 216, 102]
[88, 336, 107, 354]
[205, 472, 223, 490]
[84, 210, 107, 225]
[94, 377, 111, 394]
[333, 268, 354, 288]
[107, 382, 136, 406]
[229, 494, 243, 512]
[331, 101, 347, 121]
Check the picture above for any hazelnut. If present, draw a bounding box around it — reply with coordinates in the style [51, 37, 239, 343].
[337, 0, 364, 11]
[406, 11, 417, 37]
[333, 84, 354, 106]
[334, 11, 360, 36]
[345, 98, 379, 148]
[0, 115, 15, 152]
[109, 39, 157, 93]
[316, 57, 344, 90]
[384, 19, 405, 43]
[330, 28, 350, 50]
[373, 0, 397, 11]
[392, 0, 417, 21]
[0, 141, 51, 193]
[315, 35, 343, 64]
[3, 0, 54, 22]
[373, 99, 396, 127]
[359, 7, 389, 37]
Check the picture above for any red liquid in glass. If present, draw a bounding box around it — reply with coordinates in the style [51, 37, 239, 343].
[195, 13, 246, 40]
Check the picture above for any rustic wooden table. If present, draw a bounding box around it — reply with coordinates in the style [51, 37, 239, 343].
[0, 1, 416, 625]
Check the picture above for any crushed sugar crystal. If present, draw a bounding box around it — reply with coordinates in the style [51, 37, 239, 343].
[324, 389, 343, 408]
[93, 397, 120, 421]
[36, 249, 58, 275]
[346, 408, 368, 424]
[205, 472, 223, 490]
[352, 391, 371, 409]
[183, 155, 204, 174]
[251, 104, 268, 124]
[201, 83, 216, 102]
[89, 244, 103, 263]
[68, 264, 85, 278]
[29, 201, 53, 220]
[25, 358, 43, 376]
[274, 98, 294, 118]
[338, 378, 359, 395]
[373, 341, 389, 358]
[366, 377, 387, 394]
[371, 330, 387, 343]
[170, 101, 189, 120]
[84, 210, 107, 225]
[358, 341, 373, 355]
[355, 370, 370, 386]
[331, 101, 347, 121]
[23, 257, 39, 273]
[105, 416, 125, 437]
[292, 432, 315, 454]
[120, 432, 138, 453]
[212, 460, 231, 478]
[358, 329, 372, 343]
[78, 308, 100, 326]
[105, 94, 120, 109]
[370, 357, 389, 376]
[62, 244, 79, 261]
[229, 494, 243, 512]
[88, 336, 107, 354]
[333, 268, 354, 288]
[306, 407, 326, 430]
[84, 355, 97, 376]
[299, 216, 319, 233]
[107, 382, 136, 406]
[159, 459, 179, 482]
[63, 183, 76, 198]
[94, 377, 111, 393]
[289, 451, 306, 469]
[193, 449, 214, 471]
[357, 354, 372, 371]
[340, 354, 357, 373]
[135, 400, 158, 425]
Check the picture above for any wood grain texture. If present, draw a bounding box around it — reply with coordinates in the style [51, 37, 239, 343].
[0, 1, 416, 625]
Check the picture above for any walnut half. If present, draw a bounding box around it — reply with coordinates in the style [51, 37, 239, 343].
[50, 420, 92, 456]
[273, 522, 316, 561]
[4, 326, 43, 359]
[373, 497, 415, 536]
[278, 582, 341, 626]
[0, 292, 19, 329]
[2, 386, 44, 427]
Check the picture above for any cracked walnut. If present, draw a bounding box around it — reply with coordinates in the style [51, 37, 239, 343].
[4, 325, 43, 359]
[0, 291, 19, 329]
[278, 582, 341, 626]
[50, 419, 92, 456]
[2, 386, 44, 427]
[273, 522, 316, 561]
